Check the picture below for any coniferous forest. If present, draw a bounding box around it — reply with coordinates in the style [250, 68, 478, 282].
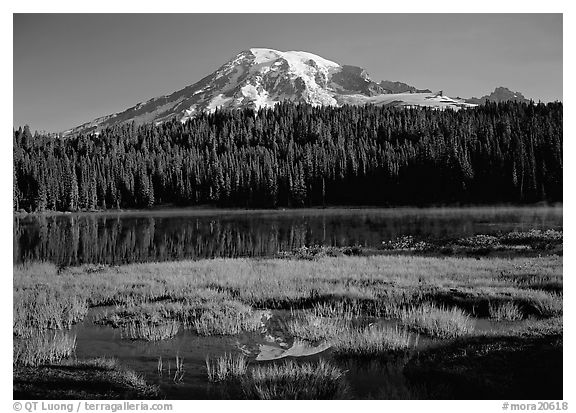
[13, 101, 562, 212]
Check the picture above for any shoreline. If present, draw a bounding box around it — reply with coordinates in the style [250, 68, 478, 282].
[13, 203, 563, 219]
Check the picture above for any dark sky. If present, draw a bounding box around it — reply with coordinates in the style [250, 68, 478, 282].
[13, 13, 562, 132]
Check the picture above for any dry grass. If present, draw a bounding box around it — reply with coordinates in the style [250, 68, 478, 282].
[205, 353, 248, 382]
[190, 303, 262, 336]
[83, 357, 120, 370]
[204, 355, 348, 399]
[14, 255, 561, 313]
[14, 331, 77, 366]
[67, 357, 159, 396]
[288, 310, 414, 356]
[120, 320, 180, 341]
[13, 288, 88, 337]
[95, 295, 263, 337]
[13, 253, 562, 399]
[287, 312, 348, 342]
[489, 301, 523, 321]
[308, 301, 361, 320]
[13, 356, 160, 399]
[14, 254, 562, 340]
[397, 303, 474, 338]
[526, 291, 563, 317]
[332, 325, 415, 356]
[241, 359, 348, 399]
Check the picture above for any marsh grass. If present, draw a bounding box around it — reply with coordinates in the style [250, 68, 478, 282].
[511, 316, 563, 337]
[97, 298, 262, 337]
[190, 304, 262, 336]
[288, 310, 414, 356]
[13, 356, 160, 399]
[206, 353, 248, 382]
[79, 357, 154, 391]
[489, 301, 523, 321]
[398, 303, 474, 338]
[287, 312, 348, 342]
[173, 355, 185, 383]
[13, 244, 562, 399]
[14, 253, 561, 343]
[205, 355, 347, 399]
[120, 320, 180, 341]
[86, 356, 122, 370]
[157, 356, 163, 374]
[241, 359, 348, 399]
[121, 369, 156, 392]
[512, 276, 562, 294]
[289, 302, 469, 350]
[69, 357, 158, 396]
[16, 256, 561, 321]
[13, 289, 88, 336]
[332, 325, 415, 356]
[14, 331, 76, 366]
[309, 301, 361, 320]
[527, 292, 563, 317]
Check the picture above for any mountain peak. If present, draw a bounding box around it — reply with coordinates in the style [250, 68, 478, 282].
[246, 47, 282, 63]
[246, 48, 341, 68]
[466, 86, 529, 104]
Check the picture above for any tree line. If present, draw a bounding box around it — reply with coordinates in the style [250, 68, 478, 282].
[13, 101, 562, 211]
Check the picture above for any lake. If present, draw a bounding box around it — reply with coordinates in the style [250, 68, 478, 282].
[13, 205, 562, 266]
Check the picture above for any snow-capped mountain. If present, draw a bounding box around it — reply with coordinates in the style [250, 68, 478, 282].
[64, 48, 477, 135]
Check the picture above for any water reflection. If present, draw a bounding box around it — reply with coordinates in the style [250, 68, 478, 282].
[14, 206, 562, 266]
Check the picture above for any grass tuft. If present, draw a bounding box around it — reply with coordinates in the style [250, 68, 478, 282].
[287, 312, 347, 342]
[332, 324, 415, 356]
[528, 292, 563, 318]
[241, 359, 348, 399]
[398, 303, 474, 338]
[206, 353, 248, 382]
[121, 320, 180, 341]
[13, 289, 88, 337]
[489, 301, 523, 321]
[191, 304, 262, 336]
[78, 358, 159, 395]
[14, 331, 76, 366]
[288, 310, 414, 356]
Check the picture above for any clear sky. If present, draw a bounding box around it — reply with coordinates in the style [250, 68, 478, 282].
[13, 13, 562, 133]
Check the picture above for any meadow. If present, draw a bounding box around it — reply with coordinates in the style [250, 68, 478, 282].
[13, 229, 563, 399]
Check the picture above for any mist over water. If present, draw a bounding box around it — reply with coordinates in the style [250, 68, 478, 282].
[14, 206, 562, 266]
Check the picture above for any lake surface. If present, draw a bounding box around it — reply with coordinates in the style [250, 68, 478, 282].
[13, 206, 562, 266]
